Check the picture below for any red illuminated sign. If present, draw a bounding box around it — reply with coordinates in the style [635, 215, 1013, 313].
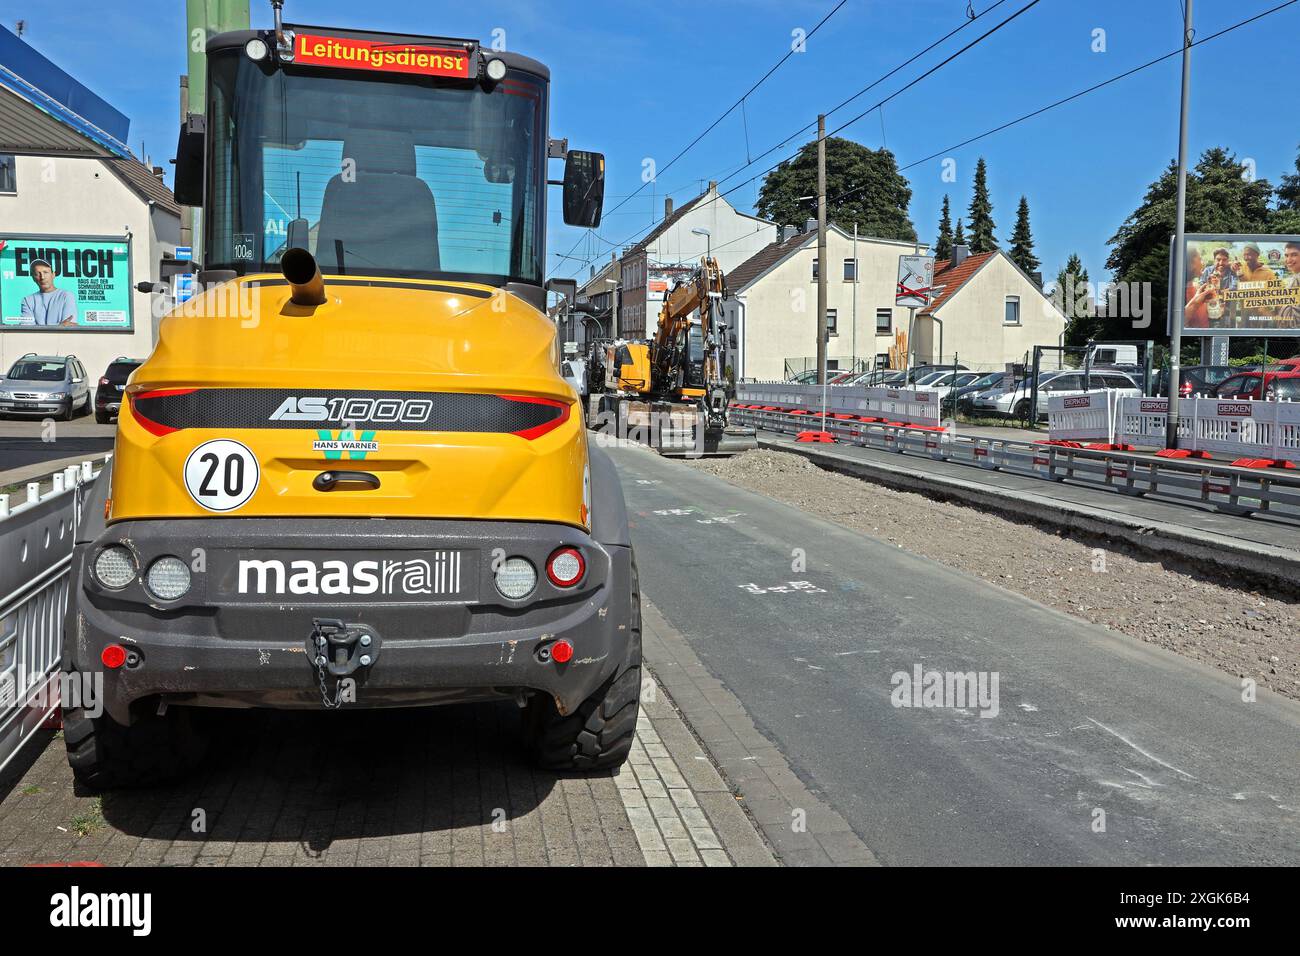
[294, 34, 472, 78]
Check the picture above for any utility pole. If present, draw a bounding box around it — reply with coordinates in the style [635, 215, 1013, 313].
[852, 222, 859, 373]
[816, 115, 828, 389]
[1166, 0, 1193, 449]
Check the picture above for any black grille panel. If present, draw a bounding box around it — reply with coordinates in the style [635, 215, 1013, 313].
[131, 388, 566, 434]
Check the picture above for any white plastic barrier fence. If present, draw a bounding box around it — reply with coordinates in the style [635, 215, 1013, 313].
[1117, 397, 1191, 447]
[736, 383, 941, 428]
[1117, 396, 1300, 463]
[1046, 391, 1118, 444]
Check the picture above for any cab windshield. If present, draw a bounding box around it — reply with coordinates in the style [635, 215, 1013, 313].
[205, 51, 546, 284]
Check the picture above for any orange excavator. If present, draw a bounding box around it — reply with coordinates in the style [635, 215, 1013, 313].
[595, 257, 755, 455]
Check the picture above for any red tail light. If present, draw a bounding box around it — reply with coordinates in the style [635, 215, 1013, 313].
[99, 377, 110, 386]
[101, 645, 127, 669]
[545, 547, 585, 587]
[1180, 382, 1193, 396]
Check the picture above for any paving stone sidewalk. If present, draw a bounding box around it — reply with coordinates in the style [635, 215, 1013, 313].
[0, 661, 774, 867]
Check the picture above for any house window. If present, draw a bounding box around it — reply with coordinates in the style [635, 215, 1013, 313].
[1004, 295, 1021, 325]
[0, 155, 15, 193]
[843, 258, 857, 281]
[875, 308, 892, 334]
[812, 258, 819, 281]
[826, 309, 838, 337]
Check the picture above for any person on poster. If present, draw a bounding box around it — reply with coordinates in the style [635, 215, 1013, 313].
[19, 259, 78, 326]
[1279, 241, 1300, 326]
[1183, 247, 1211, 328]
[1199, 247, 1238, 292]
[1230, 242, 1277, 283]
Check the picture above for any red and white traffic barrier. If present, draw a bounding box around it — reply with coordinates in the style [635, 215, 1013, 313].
[1118, 396, 1300, 466]
[1046, 391, 1118, 444]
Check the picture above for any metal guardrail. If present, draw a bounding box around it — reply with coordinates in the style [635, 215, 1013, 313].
[0, 458, 107, 776]
[730, 405, 1300, 522]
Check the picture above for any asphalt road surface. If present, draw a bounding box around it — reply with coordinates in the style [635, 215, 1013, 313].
[606, 442, 1300, 866]
[0, 419, 115, 475]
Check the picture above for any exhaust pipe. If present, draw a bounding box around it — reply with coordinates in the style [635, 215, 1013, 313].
[281, 247, 326, 306]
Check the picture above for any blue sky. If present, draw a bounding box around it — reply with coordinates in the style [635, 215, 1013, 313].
[14, 0, 1300, 285]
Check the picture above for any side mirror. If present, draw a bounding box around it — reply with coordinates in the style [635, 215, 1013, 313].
[136, 281, 158, 293]
[562, 150, 605, 228]
[173, 113, 206, 207]
[546, 278, 577, 307]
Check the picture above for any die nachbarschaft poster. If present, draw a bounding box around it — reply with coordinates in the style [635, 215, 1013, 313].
[1173, 234, 1300, 335]
[0, 236, 133, 331]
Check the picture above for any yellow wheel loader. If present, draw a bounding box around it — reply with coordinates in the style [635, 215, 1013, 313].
[61, 12, 641, 788]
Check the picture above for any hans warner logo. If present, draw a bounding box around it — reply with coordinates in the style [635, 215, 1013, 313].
[891, 664, 1000, 718]
[237, 554, 462, 596]
[49, 886, 151, 936]
[313, 429, 378, 460]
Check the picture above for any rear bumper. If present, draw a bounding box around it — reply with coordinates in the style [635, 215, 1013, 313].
[0, 399, 68, 416]
[66, 517, 635, 724]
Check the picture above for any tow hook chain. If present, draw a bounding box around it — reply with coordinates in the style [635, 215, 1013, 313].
[308, 619, 381, 709]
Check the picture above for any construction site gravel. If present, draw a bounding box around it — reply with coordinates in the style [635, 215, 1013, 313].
[685, 448, 1300, 702]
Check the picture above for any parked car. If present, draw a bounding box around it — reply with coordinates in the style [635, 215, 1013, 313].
[1263, 372, 1300, 401]
[1154, 365, 1235, 398]
[969, 368, 1142, 421]
[0, 354, 92, 421]
[953, 371, 1007, 403]
[786, 369, 819, 384]
[1213, 369, 1299, 400]
[94, 357, 144, 424]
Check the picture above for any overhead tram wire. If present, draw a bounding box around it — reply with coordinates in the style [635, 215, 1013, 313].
[546, 0, 849, 279]
[559, 0, 1045, 279]
[820, 0, 1300, 211]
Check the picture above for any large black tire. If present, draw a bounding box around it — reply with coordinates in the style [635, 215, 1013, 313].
[63, 701, 208, 791]
[95, 409, 110, 424]
[525, 559, 642, 771]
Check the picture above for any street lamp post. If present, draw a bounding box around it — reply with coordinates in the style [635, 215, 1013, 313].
[691, 227, 712, 262]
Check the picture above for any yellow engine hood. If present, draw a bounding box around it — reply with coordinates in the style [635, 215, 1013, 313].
[108, 275, 588, 527]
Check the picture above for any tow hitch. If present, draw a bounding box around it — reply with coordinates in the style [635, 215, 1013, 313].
[309, 618, 381, 708]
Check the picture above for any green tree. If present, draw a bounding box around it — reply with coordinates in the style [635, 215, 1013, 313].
[756, 136, 916, 241]
[1106, 147, 1273, 343]
[966, 157, 997, 253]
[953, 217, 966, 250]
[1008, 196, 1039, 274]
[934, 195, 954, 260]
[1277, 143, 1300, 209]
[1053, 254, 1097, 345]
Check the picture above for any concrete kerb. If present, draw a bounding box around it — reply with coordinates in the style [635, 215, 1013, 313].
[762, 438, 1300, 598]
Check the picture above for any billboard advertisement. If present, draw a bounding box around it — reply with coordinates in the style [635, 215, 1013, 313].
[1171, 234, 1300, 336]
[0, 236, 133, 331]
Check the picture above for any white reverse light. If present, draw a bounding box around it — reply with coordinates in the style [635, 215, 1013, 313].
[94, 546, 137, 589]
[146, 556, 192, 601]
[494, 557, 537, 600]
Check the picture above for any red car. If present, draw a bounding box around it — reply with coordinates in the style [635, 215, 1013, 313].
[1214, 369, 1300, 400]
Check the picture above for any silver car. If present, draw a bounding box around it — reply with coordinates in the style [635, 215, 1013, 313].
[969, 369, 1141, 421]
[0, 353, 93, 420]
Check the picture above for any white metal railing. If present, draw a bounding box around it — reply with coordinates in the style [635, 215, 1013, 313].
[736, 383, 941, 429]
[729, 403, 1300, 522]
[0, 456, 109, 775]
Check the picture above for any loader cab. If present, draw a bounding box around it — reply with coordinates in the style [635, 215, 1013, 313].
[176, 24, 604, 309]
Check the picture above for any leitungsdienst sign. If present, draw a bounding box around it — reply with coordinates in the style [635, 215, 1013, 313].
[0, 236, 133, 331]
